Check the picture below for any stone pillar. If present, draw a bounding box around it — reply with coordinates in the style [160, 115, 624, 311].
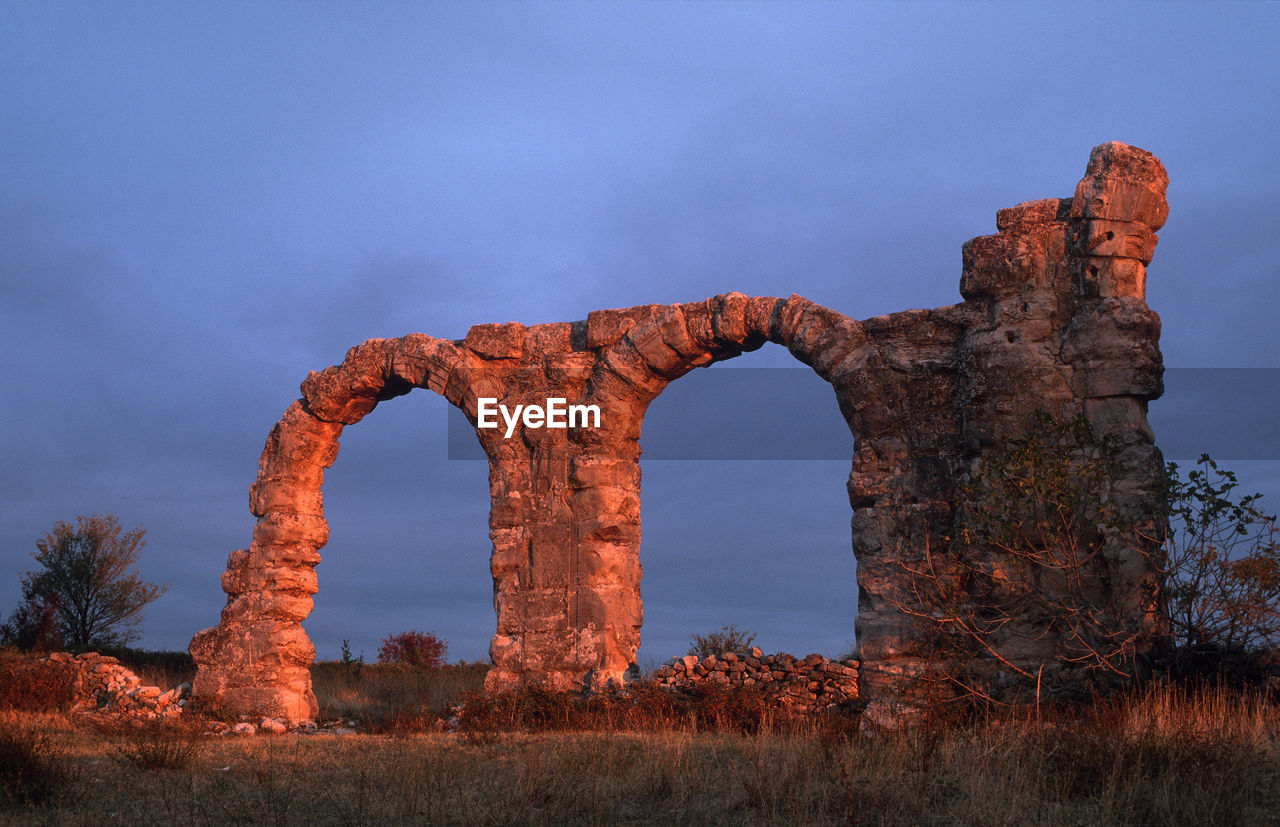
[950, 141, 1168, 688]
[838, 306, 971, 703]
[1064, 143, 1169, 647]
[188, 400, 339, 720]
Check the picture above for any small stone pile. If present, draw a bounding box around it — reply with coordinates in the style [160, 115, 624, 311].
[651, 649, 860, 711]
[39, 651, 190, 717]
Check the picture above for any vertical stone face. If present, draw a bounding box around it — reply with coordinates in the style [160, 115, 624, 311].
[944, 141, 1169, 693]
[191, 142, 1169, 719]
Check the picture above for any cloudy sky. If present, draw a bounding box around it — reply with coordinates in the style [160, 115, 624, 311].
[3, 2, 1277, 666]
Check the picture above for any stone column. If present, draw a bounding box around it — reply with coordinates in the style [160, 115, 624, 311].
[477, 320, 644, 691]
[188, 400, 339, 720]
[952, 141, 1168, 687]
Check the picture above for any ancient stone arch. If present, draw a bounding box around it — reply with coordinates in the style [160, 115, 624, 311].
[191, 142, 1170, 720]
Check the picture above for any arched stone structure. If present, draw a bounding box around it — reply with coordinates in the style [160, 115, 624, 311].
[191, 142, 1169, 720]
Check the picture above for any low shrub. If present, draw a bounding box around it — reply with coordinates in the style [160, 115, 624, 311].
[455, 681, 838, 736]
[0, 714, 76, 805]
[688, 623, 756, 658]
[377, 630, 448, 669]
[105, 716, 206, 771]
[0, 649, 77, 713]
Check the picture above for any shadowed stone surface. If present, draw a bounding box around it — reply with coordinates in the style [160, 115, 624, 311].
[191, 142, 1169, 720]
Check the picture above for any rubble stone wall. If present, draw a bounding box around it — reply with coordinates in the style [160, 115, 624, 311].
[651, 648, 860, 713]
[39, 651, 190, 716]
[191, 142, 1170, 721]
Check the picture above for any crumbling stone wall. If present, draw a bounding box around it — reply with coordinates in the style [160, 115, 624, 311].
[651, 649, 860, 713]
[191, 142, 1169, 721]
[39, 651, 191, 717]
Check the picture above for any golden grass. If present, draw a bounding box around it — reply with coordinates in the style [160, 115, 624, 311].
[310, 660, 488, 732]
[0, 649, 77, 713]
[1, 681, 1277, 825]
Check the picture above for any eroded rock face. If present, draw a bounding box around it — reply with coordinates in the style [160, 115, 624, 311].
[191, 142, 1169, 719]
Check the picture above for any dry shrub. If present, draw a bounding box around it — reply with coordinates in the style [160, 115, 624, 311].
[0, 649, 77, 713]
[359, 703, 439, 736]
[179, 694, 243, 724]
[579, 682, 684, 731]
[98, 715, 206, 771]
[457, 685, 575, 734]
[687, 623, 756, 658]
[666, 684, 775, 734]
[456, 682, 851, 736]
[998, 688, 1269, 824]
[311, 660, 487, 727]
[0, 713, 75, 805]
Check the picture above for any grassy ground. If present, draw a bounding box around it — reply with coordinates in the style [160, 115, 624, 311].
[2, 652, 1279, 824]
[310, 660, 488, 731]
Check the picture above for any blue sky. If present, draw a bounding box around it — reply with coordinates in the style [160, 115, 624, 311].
[2, 2, 1277, 664]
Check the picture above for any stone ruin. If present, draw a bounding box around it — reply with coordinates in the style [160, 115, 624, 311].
[39, 651, 191, 717]
[190, 142, 1170, 720]
[653, 650, 861, 713]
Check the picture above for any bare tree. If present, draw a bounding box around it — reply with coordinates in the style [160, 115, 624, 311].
[891, 416, 1158, 703]
[895, 416, 1280, 704]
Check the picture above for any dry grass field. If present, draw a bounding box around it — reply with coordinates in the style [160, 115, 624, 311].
[3, 651, 1280, 825]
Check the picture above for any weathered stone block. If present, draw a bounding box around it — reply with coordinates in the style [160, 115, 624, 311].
[600, 338, 665, 394]
[995, 198, 1066, 231]
[586, 305, 667, 348]
[1071, 142, 1169, 230]
[257, 402, 343, 480]
[1077, 218, 1157, 264]
[464, 322, 526, 360]
[301, 339, 399, 424]
[568, 486, 641, 522]
[710, 291, 751, 344]
[625, 317, 690, 378]
[567, 456, 640, 490]
[743, 296, 781, 338]
[252, 512, 329, 549]
[497, 591, 568, 633]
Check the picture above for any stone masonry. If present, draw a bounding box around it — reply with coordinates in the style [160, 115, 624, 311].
[652, 649, 861, 713]
[191, 142, 1169, 720]
[39, 651, 191, 717]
